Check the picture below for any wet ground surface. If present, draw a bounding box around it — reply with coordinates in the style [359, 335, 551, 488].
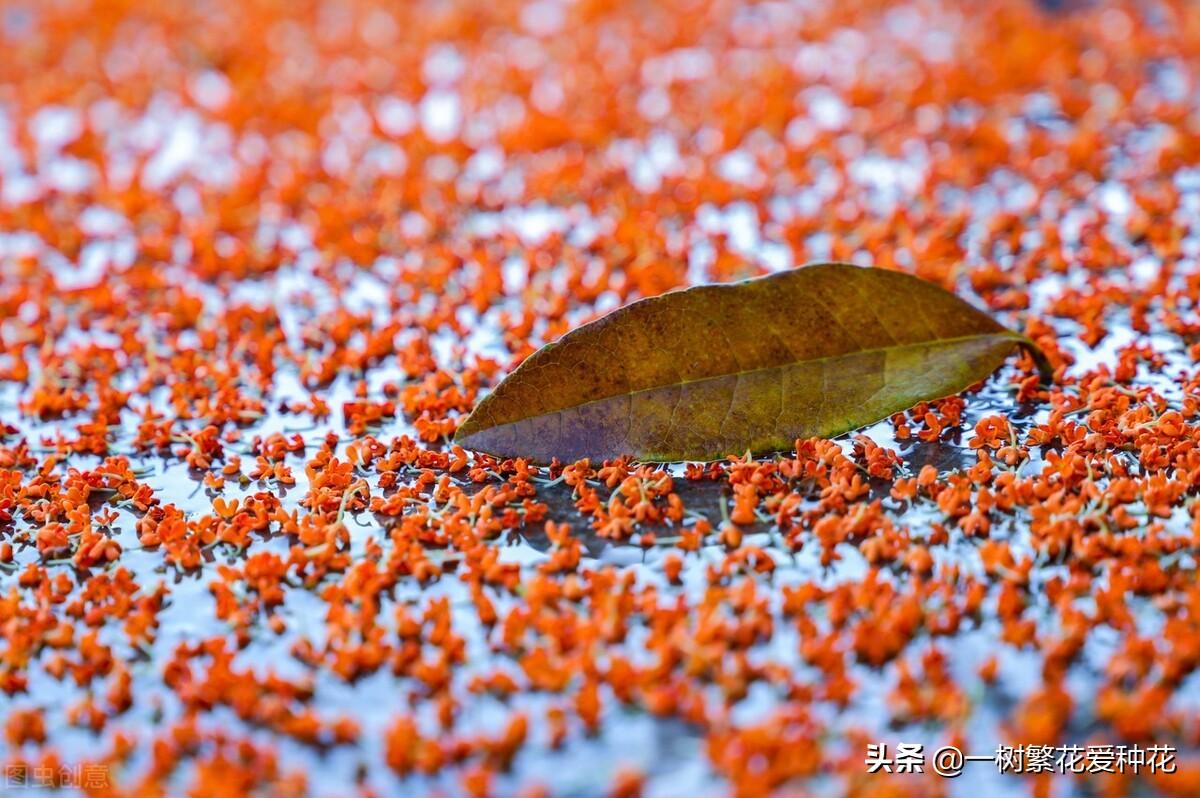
[3, 1, 1200, 797]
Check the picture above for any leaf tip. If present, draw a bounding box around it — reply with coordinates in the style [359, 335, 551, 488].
[452, 412, 478, 448]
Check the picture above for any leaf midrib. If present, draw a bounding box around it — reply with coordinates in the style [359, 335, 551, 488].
[476, 330, 1021, 431]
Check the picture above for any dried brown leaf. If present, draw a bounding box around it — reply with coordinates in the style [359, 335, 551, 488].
[456, 263, 1048, 462]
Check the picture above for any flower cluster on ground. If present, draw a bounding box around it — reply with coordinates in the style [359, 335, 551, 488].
[2, 0, 1200, 796]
